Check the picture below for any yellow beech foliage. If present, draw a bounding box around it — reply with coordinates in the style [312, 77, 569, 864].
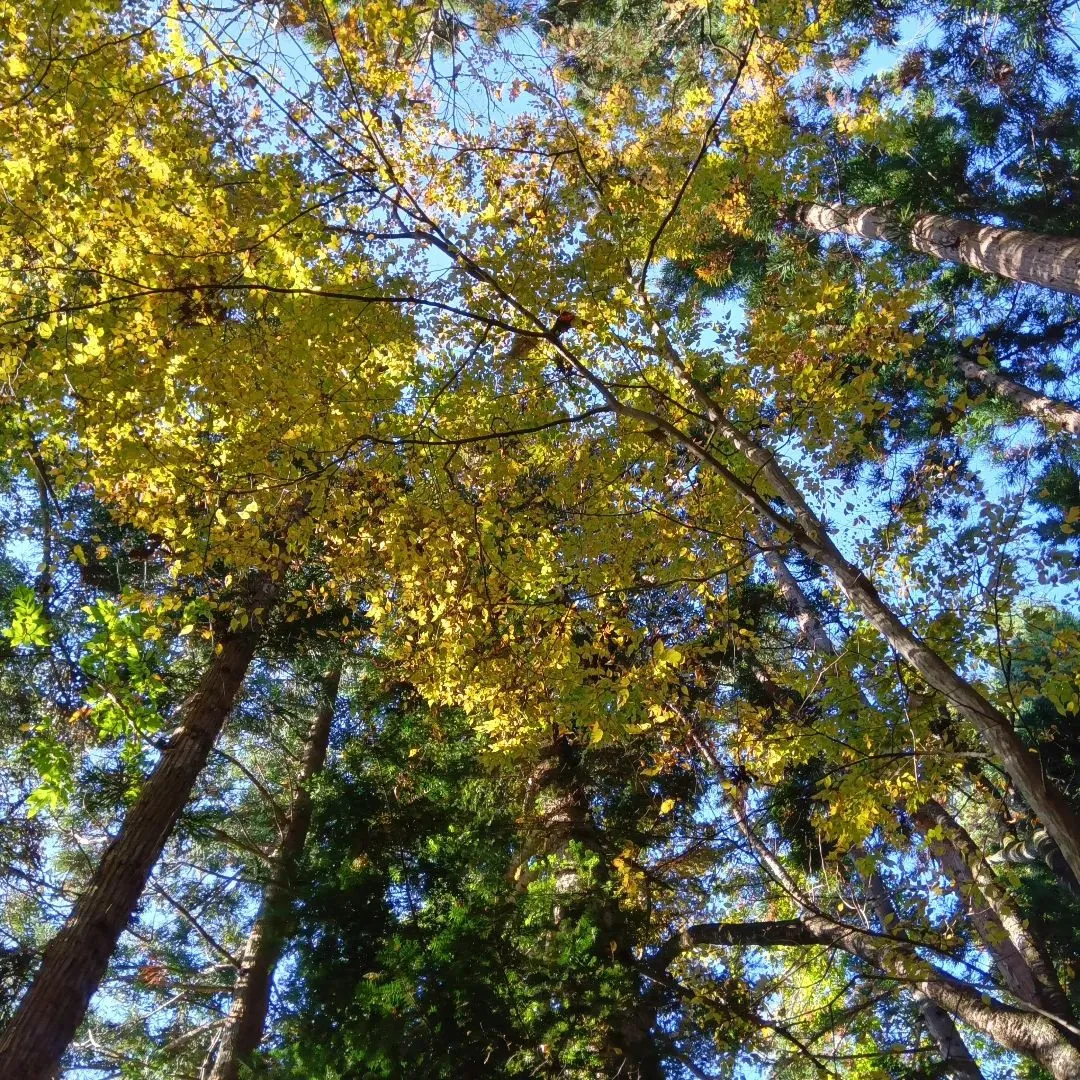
[2, 0, 1073, 824]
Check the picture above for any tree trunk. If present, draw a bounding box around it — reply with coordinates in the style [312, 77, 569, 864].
[658, 915, 1080, 1080]
[708, 740, 984, 1080]
[205, 661, 341, 1080]
[729, 442, 1080, 885]
[796, 202, 1080, 296]
[914, 799, 1074, 1025]
[863, 866, 985, 1080]
[0, 573, 278, 1080]
[587, 293, 1080, 897]
[954, 356, 1080, 436]
[989, 830, 1080, 895]
[746, 536, 1075, 1047]
[521, 735, 665, 1080]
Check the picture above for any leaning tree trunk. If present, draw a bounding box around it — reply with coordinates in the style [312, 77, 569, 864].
[0, 573, 278, 1080]
[205, 661, 342, 1080]
[795, 202, 1080, 296]
[747, 533, 1075, 1048]
[657, 911, 1080, 1080]
[617, 313, 1080, 884]
[914, 798, 1074, 1025]
[953, 356, 1080, 436]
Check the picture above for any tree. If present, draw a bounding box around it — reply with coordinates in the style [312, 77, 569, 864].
[0, 0, 1078, 1076]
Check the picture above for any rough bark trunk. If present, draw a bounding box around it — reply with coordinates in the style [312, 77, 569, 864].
[914, 799, 1074, 1025]
[0, 574, 278, 1080]
[989, 830, 1080, 895]
[954, 356, 1080, 436]
[796, 202, 1080, 296]
[523, 735, 665, 1080]
[863, 867, 985, 1080]
[205, 661, 342, 1080]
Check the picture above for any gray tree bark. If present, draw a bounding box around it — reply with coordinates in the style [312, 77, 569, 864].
[914, 799, 1074, 1026]
[954, 356, 1080, 436]
[797, 203, 1080, 296]
[656, 914, 1080, 1080]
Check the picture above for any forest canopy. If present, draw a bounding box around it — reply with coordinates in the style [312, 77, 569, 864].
[1, 0, 1080, 1076]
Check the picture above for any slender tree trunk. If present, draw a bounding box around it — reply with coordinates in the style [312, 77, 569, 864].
[914, 799, 1074, 1024]
[728, 436, 1080, 884]
[683, 753, 1079, 1079]
[595, 285, 1080, 888]
[748, 535, 1075, 1045]
[863, 866, 985, 1080]
[205, 661, 341, 1080]
[954, 356, 1080, 435]
[0, 574, 278, 1080]
[796, 202, 1080, 296]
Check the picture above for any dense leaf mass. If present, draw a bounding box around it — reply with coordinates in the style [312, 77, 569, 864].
[0, 0, 1079, 1077]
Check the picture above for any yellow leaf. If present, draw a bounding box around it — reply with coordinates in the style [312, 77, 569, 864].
[659, 798, 676, 815]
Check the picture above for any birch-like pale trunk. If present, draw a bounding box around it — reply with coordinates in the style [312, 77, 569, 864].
[954, 356, 1080, 436]
[205, 662, 342, 1080]
[0, 574, 278, 1080]
[796, 202, 1080, 296]
[914, 799, 1075, 1027]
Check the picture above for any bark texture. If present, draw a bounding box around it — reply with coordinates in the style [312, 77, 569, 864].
[797, 202, 1080, 296]
[989, 829, 1080, 895]
[205, 662, 341, 1080]
[0, 574, 278, 1080]
[954, 356, 1080, 436]
[914, 799, 1074, 1025]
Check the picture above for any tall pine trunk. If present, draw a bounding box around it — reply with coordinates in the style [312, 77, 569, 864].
[795, 202, 1080, 296]
[205, 662, 342, 1080]
[0, 574, 277, 1080]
